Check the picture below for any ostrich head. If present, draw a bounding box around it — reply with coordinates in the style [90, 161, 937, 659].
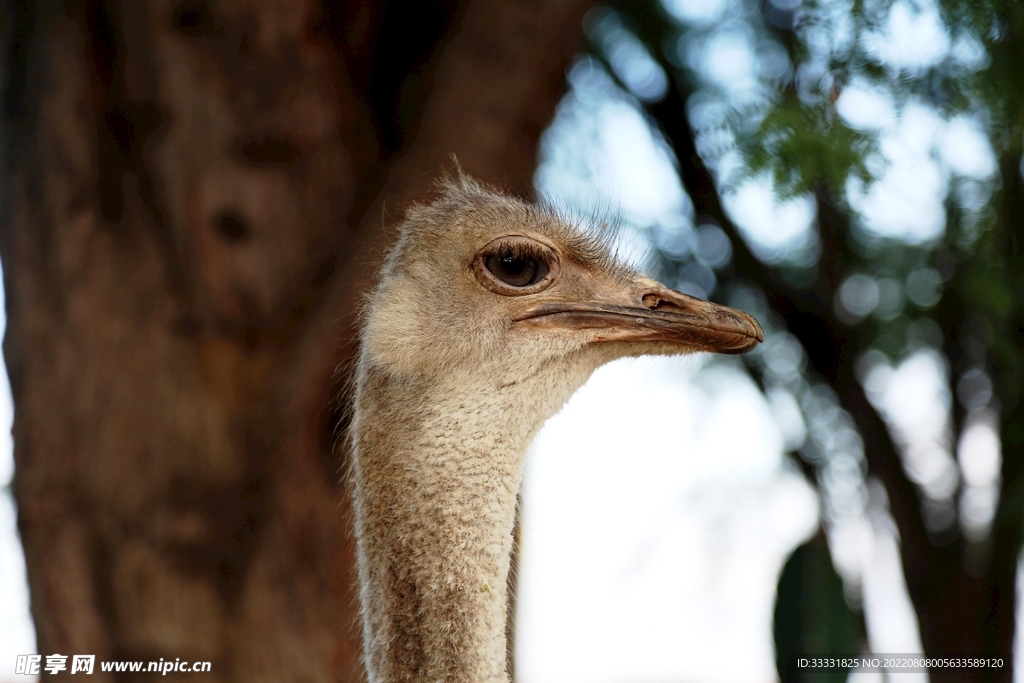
[351, 176, 762, 683]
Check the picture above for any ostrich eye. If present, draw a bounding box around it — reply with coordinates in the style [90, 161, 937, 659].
[484, 251, 549, 287]
[474, 236, 558, 295]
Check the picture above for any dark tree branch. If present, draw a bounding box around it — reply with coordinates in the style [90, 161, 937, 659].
[603, 3, 1018, 677]
[644, 69, 943, 652]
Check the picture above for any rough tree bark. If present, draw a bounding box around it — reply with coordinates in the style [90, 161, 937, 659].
[1, 1, 591, 680]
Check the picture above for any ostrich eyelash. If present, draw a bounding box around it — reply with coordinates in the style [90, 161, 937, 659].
[487, 240, 548, 263]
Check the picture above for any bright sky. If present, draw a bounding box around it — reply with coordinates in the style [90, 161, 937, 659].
[517, 358, 818, 683]
[0, 265, 36, 683]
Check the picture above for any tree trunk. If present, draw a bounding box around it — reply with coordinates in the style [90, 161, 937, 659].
[1, 1, 590, 680]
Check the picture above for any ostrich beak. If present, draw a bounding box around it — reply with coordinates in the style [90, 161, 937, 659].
[515, 277, 764, 355]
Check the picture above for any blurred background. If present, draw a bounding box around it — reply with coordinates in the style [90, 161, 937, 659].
[1, 0, 1023, 681]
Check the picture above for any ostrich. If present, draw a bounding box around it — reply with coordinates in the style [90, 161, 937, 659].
[350, 175, 763, 683]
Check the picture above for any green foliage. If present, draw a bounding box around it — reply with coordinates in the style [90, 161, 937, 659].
[741, 97, 877, 196]
[774, 532, 866, 683]
[735, 0, 1024, 197]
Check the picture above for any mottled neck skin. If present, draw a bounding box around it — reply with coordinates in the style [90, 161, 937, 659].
[351, 351, 602, 683]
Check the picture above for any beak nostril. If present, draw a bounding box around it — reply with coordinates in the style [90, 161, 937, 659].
[641, 293, 662, 309]
[642, 292, 690, 313]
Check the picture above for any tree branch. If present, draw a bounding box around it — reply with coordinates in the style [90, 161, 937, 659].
[611, 0, 950, 656]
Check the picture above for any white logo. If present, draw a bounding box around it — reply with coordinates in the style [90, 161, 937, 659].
[44, 654, 68, 675]
[71, 655, 96, 674]
[14, 655, 41, 675]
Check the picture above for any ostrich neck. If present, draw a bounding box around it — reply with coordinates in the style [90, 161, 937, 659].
[351, 366, 569, 683]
